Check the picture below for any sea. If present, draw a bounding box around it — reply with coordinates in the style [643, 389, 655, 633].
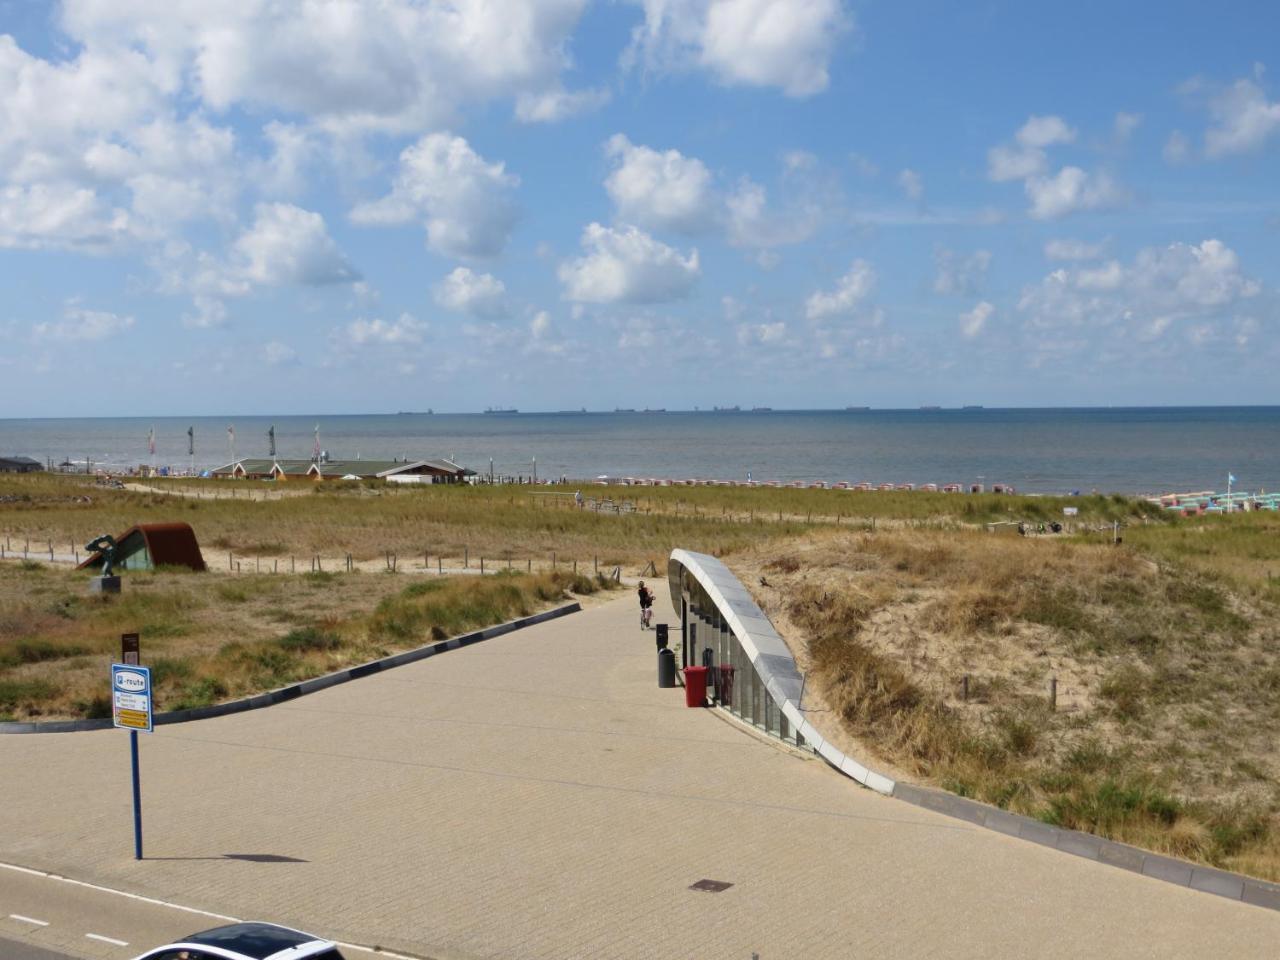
[2, 407, 1279, 496]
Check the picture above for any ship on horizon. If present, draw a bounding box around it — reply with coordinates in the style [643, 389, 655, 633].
[484, 407, 518, 415]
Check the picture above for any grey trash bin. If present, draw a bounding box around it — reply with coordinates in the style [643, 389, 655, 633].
[658, 647, 676, 688]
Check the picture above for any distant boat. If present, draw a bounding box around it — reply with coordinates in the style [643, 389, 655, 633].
[751, 407, 773, 412]
[712, 405, 741, 412]
[962, 405, 983, 410]
[614, 408, 636, 413]
[845, 406, 870, 411]
[642, 408, 667, 413]
[396, 409, 433, 415]
[920, 405, 942, 411]
[484, 407, 518, 414]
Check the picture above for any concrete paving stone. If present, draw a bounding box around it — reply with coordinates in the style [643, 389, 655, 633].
[1189, 867, 1246, 900]
[1098, 841, 1148, 873]
[983, 809, 1025, 838]
[1142, 855, 1195, 887]
[1242, 881, 1280, 911]
[1018, 819, 1060, 848]
[1055, 830, 1104, 862]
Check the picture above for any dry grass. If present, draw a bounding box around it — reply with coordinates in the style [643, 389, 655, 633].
[0, 562, 614, 721]
[734, 527, 1280, 881]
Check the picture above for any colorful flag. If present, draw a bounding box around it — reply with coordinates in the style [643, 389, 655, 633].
[147, 426, 156, 456]
[1229, 473, 1237, 485]
[313, 424, 321, 460]
[187, 426, 194, 456]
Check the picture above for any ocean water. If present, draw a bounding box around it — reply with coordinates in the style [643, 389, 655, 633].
[1, 407, 1278, 495]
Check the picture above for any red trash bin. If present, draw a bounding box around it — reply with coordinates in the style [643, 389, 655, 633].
[683, 666, 707, 708]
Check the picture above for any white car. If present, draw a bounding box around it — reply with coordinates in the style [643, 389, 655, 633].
[129, 922, 346, 960]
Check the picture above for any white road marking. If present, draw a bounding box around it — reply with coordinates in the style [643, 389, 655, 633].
[9, 914, 49, 926]
[86, 933, 130, 947]
[1, 862, 419, 960]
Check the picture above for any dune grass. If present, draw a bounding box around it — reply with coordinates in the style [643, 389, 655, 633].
[736, 527, 1280, 881]
[0, 562, 612, 722]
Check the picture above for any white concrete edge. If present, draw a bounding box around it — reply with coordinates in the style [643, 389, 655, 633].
[668, 549, 896, 796]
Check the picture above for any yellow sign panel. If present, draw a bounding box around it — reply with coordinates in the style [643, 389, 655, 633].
[116, 708, 150, 729]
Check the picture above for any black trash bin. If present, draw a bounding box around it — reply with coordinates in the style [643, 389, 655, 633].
[658, 647, 676, 688]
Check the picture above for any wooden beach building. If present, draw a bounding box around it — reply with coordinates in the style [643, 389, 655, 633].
[0, 456, 42, 473]
[210, 457, 473, 483]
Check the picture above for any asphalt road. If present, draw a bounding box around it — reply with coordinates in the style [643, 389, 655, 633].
[0, 862, 412, 960]
[1, 936, 79, 960]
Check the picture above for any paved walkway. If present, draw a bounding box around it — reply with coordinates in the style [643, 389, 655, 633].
[2, 594, 1276, 959]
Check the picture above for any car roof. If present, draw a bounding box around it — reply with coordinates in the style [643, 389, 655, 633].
[179, 922, 331, 959]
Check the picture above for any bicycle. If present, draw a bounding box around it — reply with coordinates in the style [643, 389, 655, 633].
[640, 605, 653, 629]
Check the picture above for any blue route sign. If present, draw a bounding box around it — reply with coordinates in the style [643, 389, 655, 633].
[111, 664, 153, 733]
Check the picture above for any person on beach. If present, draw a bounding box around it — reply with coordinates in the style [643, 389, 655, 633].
[575, 489, 583, 508]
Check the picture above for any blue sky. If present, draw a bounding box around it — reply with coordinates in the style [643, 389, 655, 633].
[0, 0, 1277, 416]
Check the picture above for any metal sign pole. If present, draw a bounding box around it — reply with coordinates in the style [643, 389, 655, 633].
[130, 730, 143, 860]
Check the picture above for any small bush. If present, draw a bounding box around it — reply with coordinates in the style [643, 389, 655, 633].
[277, 626, 343, 651]
[73, 693, 113, 719]
[0, 678, 58, 711]
[170, 677, 229, 710]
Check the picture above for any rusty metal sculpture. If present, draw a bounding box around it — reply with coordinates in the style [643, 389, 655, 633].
[85, 534, 119, 578]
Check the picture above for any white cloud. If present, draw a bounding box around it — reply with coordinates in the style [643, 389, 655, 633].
[0, 182, 131, 251]
[1113, 112, 1141, 141]
[263, 340, 297, 366]
[897, 168, 923, 202]
[725, 177, 819, 249]
[604, 134, 717, 234]
[530, 310, 552, 339]
[1163, 130, 1191, 164]
[182, 295, 228, 329]
[1018, 239, 1262, 343]
[33, 305, 135, 341]
[1045, 238, 1105, 261]
[351, 133, 519, 259]
[805, 260, 876, 320]
[1204, 75, 1280, 157]
[235, 203, 359, 286]
[625, 0, 850, 97]
[1025, 167, 1125, 220]
[987, 115, 1076, 182]
[346, 312, 428, 346]
[934, 248, 991, 296]
[515, 86, 610, 123]
[737, 321, 787, 345]
[255, 121, 314, 195]
[434, 267, 508, 317]
[959, 301, 993, 338]
[60, 0, 591, 135]
[559, 223, 700, 303]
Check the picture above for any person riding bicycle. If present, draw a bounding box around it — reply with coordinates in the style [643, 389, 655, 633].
[637, 580, 654, 629]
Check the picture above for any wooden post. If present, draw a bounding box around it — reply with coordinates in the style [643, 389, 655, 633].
[552, 551, 556, 569]
[962, 675, 969, 702]
[480, 557, 485, 574]
[1050, 677, 1058, 712]
[438, 557, 442, 574]
[228, 550, 233, 570]
[594, 555, 598, 574]
[464, 546, 469, 568]
[291, 555, 295, 573]
[527, 558, 531, 573]
[274, 559, 278, 574]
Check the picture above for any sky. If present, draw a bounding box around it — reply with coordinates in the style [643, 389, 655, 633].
[0, 0, 1278, 416]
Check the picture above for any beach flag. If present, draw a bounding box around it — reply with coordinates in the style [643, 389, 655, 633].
[187, 426, 194, 457]
[268, 425, 276, 457]
[1229, 473, 1237, 485]
[313, 424, 321, 461]
[147, 426, 155, 456]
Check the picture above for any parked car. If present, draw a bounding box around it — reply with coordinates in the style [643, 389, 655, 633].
[128, 921, 346, 960]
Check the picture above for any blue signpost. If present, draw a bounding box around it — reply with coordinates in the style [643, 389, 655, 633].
[111, 663, 152, 860]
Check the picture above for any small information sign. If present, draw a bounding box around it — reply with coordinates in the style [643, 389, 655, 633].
[121, 633, 140, 665]
[111, 664, 153, 733]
